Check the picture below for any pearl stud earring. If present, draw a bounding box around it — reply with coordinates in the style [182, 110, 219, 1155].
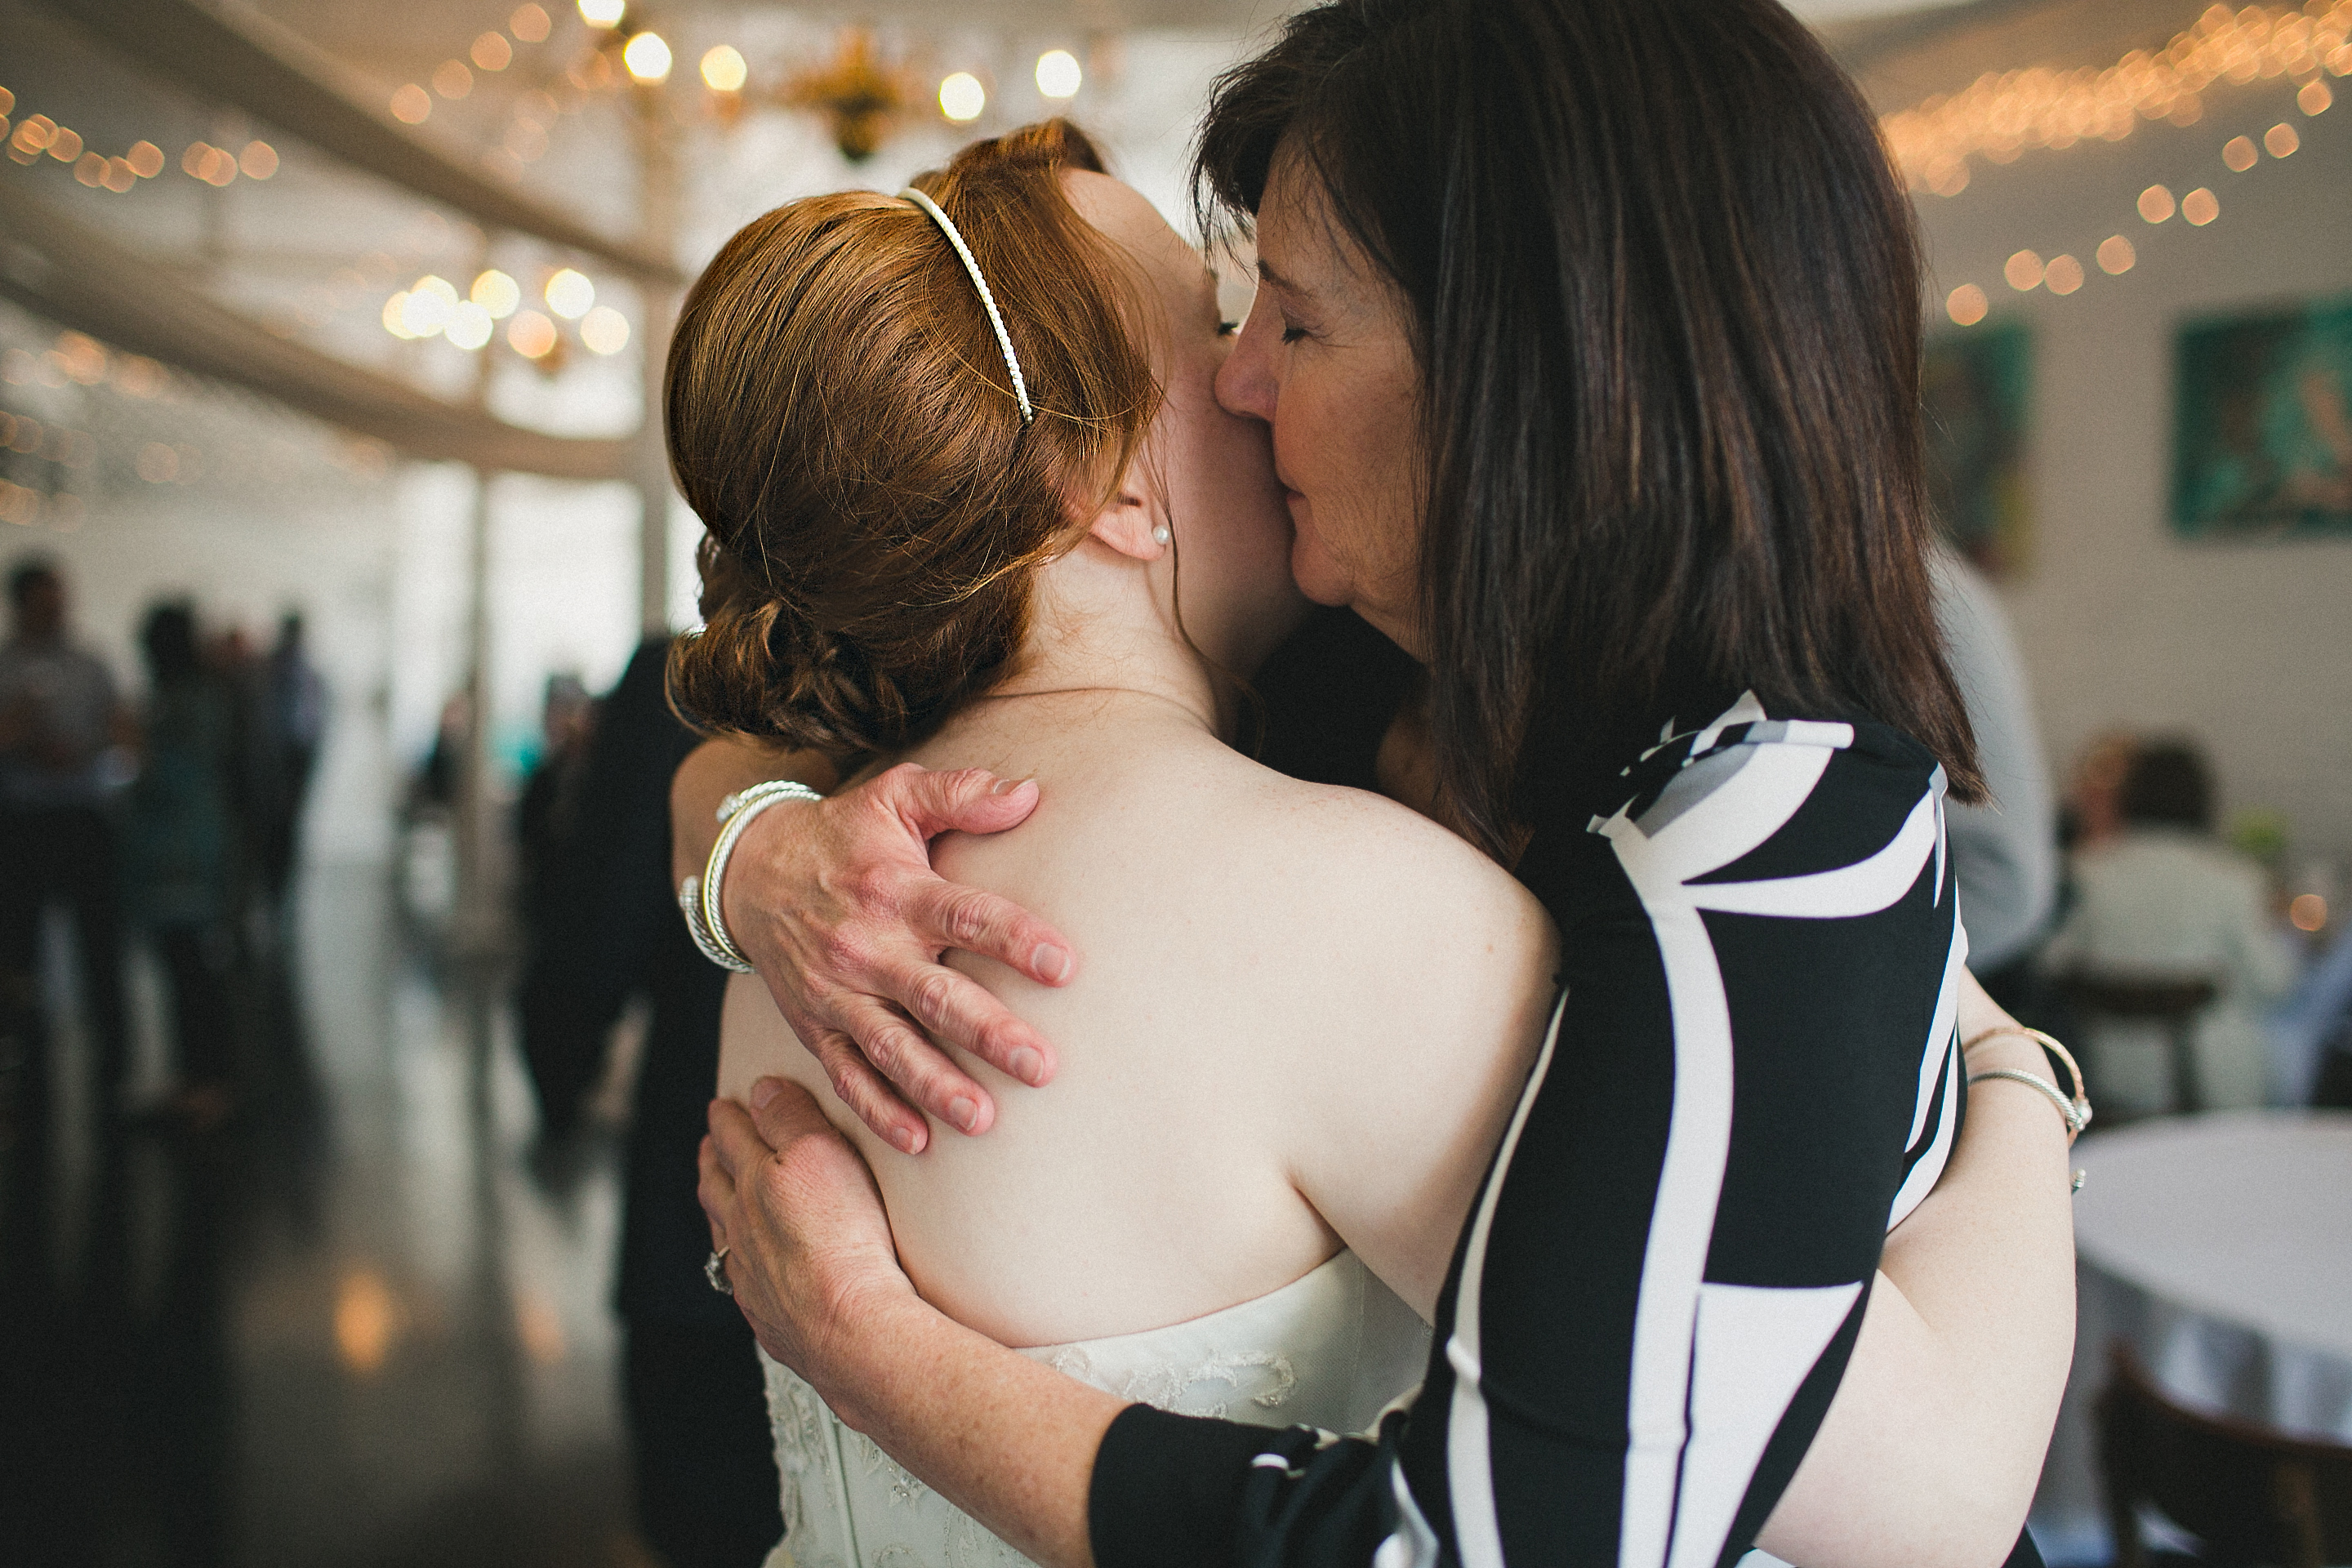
[1152, 525, 1172, 546]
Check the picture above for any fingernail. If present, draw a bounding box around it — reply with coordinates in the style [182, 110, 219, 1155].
[1032, 943, 1073, 984]
[1008, 1047, 1044, 1085]
[889, 1124, 919, 1153]
[947, 1095, 979, 1133]
[990, 776, 1032, 795]
[751, 1077, 781, 1110]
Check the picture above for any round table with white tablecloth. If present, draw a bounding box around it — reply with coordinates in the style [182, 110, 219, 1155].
[2073, 1109, 2352, 1441]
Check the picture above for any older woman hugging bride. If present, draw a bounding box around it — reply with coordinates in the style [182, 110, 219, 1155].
[675, 3, 2083, 1565]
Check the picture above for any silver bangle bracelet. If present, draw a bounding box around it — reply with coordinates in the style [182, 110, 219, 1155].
[686, 779, 824, 973]
[1968, 1067, 2092, 1143]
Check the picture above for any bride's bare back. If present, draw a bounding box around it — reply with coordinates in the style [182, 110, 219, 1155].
[720, 691, 1557, 1347]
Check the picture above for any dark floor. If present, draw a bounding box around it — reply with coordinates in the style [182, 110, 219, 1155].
[0, 866, 644, 1568]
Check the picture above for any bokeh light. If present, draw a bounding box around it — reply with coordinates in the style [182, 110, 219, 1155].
[2221, 134, 2256, 172]
[445, 301, 495, 351]
[2138, 184, 2175, 223]
[1945, 284, 1989, 326]
[2265, 122, 2300, 158]
[578, 0, 625, 27]
[510, 3, 551, 42]
[2043, 254, 2084, 296]
[2096, 234, 2136, 274]
[543, 268, 595, 318]
[472, 32, 513, 72]
[471, 270, 521, 318]
[2292, 894, 2329, 933]
[508, 310, 558, 358]
[390, 85, 431, 124]
[580, 305, 630, 354]
[239, 140, 278, 179]
[702, 45, 747, 92]
[622, 32, 672, 83]
[939, 72, 986, 122]
[2181, 186, 2219, 225]
[2003, 249, 2044, 291]
[1035, 50, 1082, 100]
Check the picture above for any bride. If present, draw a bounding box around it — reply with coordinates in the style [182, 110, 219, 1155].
[683, 120, 1553, 1560]
[672, 119, 2065, 1567]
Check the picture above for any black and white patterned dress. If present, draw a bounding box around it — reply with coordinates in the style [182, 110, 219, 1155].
[1092, 692, 1972, 1568]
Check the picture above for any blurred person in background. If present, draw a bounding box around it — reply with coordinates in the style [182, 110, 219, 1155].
[519, 623, 782, 1566]
[516, 672, 595, 960]
[2044, 738, 2297, 1111]
[125, 601, 239, 1131]
[2060, 730, 2139, 854]
[252, 612, 325, 917]
[1930, 540, 2058, 1019]
[0, 556, 136, 1122]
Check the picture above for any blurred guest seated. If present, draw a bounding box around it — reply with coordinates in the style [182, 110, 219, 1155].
[126, 602, 239, 1131]
[0, 555, 136, 1118]
[2060, 729, 2138, 854]
[2044, 739, 2297, 1112]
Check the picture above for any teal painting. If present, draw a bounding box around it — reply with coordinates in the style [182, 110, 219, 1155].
[2175, 296, 2352, 538]
[1924, 322, 2032, 577]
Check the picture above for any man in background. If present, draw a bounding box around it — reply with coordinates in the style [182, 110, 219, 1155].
[0, 558, 136, 1121]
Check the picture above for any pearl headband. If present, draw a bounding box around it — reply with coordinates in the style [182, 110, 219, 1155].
[898, 186, 1034, 425]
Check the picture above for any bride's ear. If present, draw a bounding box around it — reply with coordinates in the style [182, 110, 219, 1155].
[1077, 483, 1169, 564]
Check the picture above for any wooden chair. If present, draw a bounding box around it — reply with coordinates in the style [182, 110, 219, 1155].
[2065, 974, 2219, 1116]
[2099, 1341, 2352, 1568]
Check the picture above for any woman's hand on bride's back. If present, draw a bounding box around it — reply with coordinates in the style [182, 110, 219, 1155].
[702, 1080, 915, 1423]
[710, 760, 1079, 1153]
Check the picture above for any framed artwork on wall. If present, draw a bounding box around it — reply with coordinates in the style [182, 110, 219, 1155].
[1923, 320, 2032, 577]
[2174, 295, 2352, 539]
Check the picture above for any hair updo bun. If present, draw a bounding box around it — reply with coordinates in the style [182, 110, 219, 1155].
[664, 120, 1159, 764]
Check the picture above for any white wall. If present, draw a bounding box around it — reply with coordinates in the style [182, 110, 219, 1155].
[1912, 77, 2352, 859]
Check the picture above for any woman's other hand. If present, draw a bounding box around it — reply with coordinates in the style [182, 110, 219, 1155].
[701, 1080, 914, 1423]
[675, 741, 1079, 1152]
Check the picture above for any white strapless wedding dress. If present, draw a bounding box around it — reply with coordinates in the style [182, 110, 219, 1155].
[758, 1250, 1431, 1568]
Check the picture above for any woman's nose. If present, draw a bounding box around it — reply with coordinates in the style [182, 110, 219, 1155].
[1215, 301, 1278, 423]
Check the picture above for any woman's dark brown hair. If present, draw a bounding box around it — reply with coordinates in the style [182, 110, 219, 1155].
[666, 120, 1157, 763]
[1197, 0, 1983, 857]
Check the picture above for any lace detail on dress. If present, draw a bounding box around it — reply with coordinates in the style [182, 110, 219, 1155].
[1042, 1345, 1300, 1419]
[758, 1250, 1430, 1568]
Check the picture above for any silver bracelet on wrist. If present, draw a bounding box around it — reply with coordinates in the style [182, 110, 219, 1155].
[682, 779, 824, 973]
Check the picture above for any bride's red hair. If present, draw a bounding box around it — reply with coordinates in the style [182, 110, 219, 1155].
[666, 120, 1158, 762]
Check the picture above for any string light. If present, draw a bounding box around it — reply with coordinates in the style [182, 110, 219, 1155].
[2182, 185, 2221, 222]
[510, 4, 551, 42]
[433, 60, 474, 100]
[2004, 248, 2046, 291]
[471, 32, 513, 72]
[239, 140, 278, 179]
[580, 305, 630, 354]
[2140, 183, 2177, 221]
[126, 140, 163, 177]
[939, 72, 986, 122]
[578, 0, 625, 29]
[2096, 234, 2136, 273]
[543, 269, 595, 318]
[445, 301, 495, 350]
[1946, 283, 1990, 325]
[508, 310, 558, 358]
[2265, 119, 2302, 153]
[390, 85, 431, 124]
[1886, 0, 2352, 194]
[622, 33, 673, 83]
[470, 270, 521, 318]
[1035, 50, 1082, 100]
[702, 45, 748, 93]
[2224, 133, 2259, 169]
